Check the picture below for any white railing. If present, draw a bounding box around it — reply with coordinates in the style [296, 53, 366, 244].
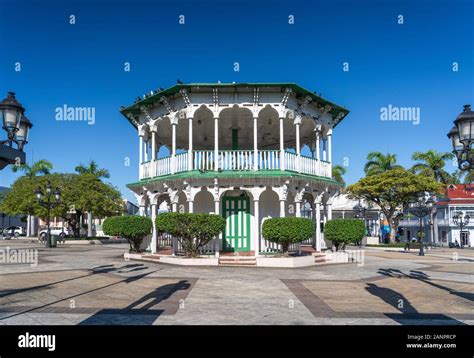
[219, 150, 254, 170]
[140, 150, 333, 180]
[258, 150, 280, 170]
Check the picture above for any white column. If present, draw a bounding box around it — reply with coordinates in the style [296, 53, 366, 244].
[214, 199, 221, 252]
[188, 117, 193, 170]
[327, 129, 332, 163]
[188, 200, 194, 213]
[139, 205, 145, 216]
[171, 123, 177, 173]
[253, 116, 258, 171]
[323, 137, 327, 161]
[144, 139, 149, 162]
[151, 204, 157, 254]
[151, 131, 156, 161]
[315, 130, 320, 160]
[315, 201, 322, 252]
[171, 201, 178, 255]
[296, 122, 301, 172]
[280, 200, 286, 217]
[254, 199, 260, 255]
[214, 116, 219, 171]
[295, 200, 301, 217]
[279, 117, 285, 170]
[327, 203, 333, 220]
[139, 135, 143, 164]
[327, 129, 332, 177]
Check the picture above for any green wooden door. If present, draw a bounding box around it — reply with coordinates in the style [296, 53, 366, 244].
[222, 195, 251, 252]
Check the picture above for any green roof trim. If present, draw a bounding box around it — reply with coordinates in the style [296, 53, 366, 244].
[126, 169, 343, 190]
[120, 82, 350, 129]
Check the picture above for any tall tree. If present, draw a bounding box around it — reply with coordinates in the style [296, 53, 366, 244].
[332, 165, 347, 185]
[75, 160, 110, 179]
[411, 150, 454, 184]
[463, 170, 474, 184]
[346, 168, 442, 242]
[0, 173, 122, 238]
[364, 152, 403, 176]
[12, 159, 53, 178]
[11, 159, 53, 236]
[74, 161, 111, 236]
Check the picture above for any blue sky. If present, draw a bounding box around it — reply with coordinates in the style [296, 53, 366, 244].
[1, 0, 472, 202]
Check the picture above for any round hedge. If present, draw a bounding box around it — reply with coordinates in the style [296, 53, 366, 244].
[103, 215, 152, 252]
[155, 212, 226, 257]
[324, 218, 365, 251]
[262, 217, 314, 254]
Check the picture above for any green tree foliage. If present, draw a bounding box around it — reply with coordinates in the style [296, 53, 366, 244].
[261, 217, 314, 255]
[364, 152, 403, 176]
[324, 219, 365, 251]
[75, 160, 110, 179]
[0, 173, 123, 236]
[155, 212, 226, 257]
[103, 216, 152, 252]
[345, 168, 442, 242]
[12, 159, 53, 178]
[332, 165, 347, 185]
[411, 150, 454, 184]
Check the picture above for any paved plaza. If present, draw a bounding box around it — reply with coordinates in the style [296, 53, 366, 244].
[0, 241, 472, 325]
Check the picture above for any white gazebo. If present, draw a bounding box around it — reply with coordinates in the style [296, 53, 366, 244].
[121, 83, 349, 255]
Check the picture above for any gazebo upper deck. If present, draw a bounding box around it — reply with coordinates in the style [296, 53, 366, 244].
[121, 83, 349, 181]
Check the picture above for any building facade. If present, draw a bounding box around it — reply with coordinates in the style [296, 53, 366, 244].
[121, 83, 349, 254]
[399, 184, 474, 247]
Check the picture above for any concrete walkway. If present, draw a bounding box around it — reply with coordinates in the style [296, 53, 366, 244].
[0, 242, 472, 325]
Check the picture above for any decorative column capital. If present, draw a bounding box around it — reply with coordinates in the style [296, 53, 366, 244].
[138, 124, 148, 137]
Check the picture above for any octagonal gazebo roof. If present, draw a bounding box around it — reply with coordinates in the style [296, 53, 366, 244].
[120, 82, 350, 128]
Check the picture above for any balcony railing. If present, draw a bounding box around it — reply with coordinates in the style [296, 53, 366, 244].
[139, 150, 332, 180]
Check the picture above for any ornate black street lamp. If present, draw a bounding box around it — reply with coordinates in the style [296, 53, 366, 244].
[447, 105, 474, 171]
[0, 92, 32, 170]
[452, 211, 469, 249]
[354, 200, 369, 236]
[36, 182, 61, 248]
[407, 192, 434, 256]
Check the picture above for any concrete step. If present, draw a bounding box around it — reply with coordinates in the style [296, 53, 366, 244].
[218, 256, 257, 267]
[313, 253, 326, 263]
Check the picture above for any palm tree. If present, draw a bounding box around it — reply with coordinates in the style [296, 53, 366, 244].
[74, 160, 110, 237]
[364, 152, 403, 176]
[12, 159, 53, 178]
[74, 160, 110, 179]
[447, 170, 466, 184]
[12, 159, 53, 236]
[332, 165, 347, 185]
[411, 150, 454, 184]
[464, 170, 474, 184]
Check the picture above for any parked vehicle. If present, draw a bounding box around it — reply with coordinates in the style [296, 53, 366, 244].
[38, 227, 72, 241]
[448, 241, 461, 248]
[2, 226, 26, 238]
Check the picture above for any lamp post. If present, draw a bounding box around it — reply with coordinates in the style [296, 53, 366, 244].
[408, 192, 434, 256]
[36, 182, 61, 248]
[452, 211, 469, 249]
[354, 200, 369, 236]
[447, 105, 474, 171]
[0, 92, 32, 170]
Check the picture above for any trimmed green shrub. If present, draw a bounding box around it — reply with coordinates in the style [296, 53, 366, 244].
[324, 219, 365, 251]
[103, 215, 152, 252]
[261, 217, 314, 255]
[155, 212, 226, 257]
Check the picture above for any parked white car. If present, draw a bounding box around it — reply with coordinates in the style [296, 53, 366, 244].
[39, 227, 72, 240]
[2, 226, 26, 238]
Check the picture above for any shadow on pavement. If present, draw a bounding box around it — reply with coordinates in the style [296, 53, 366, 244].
[78, 280, 191, 325]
